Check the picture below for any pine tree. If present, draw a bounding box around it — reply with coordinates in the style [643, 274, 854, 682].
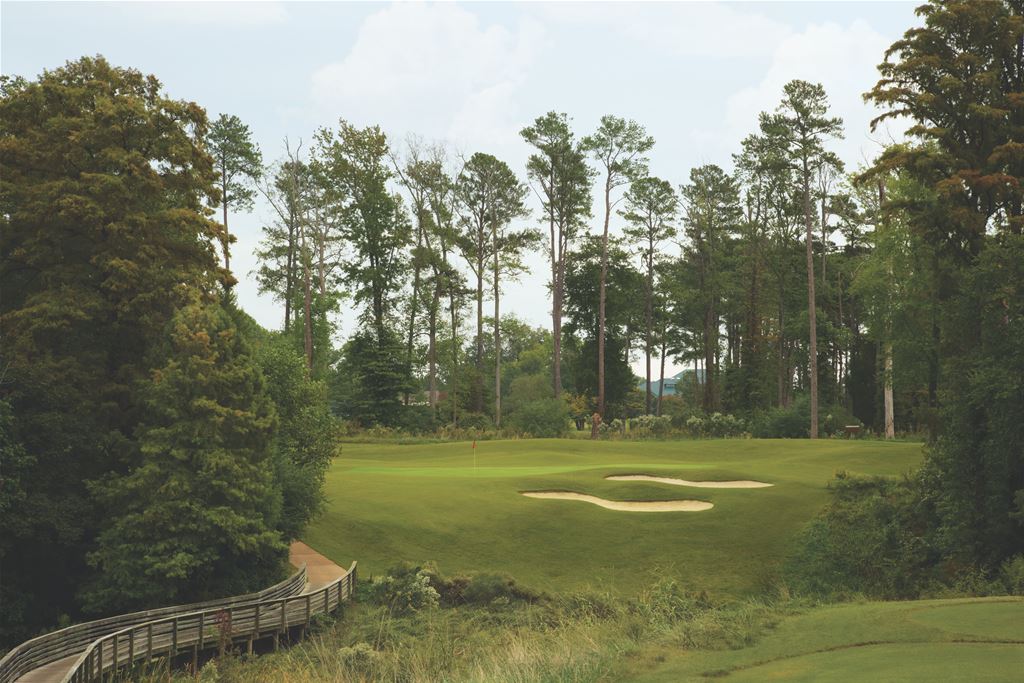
[207, 113, 262, 281]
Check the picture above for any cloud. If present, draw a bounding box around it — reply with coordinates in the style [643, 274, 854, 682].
[723, 19, 907, 169]
[133, 2, 289, 27]
[537, 2, 792, 58]
[311, 3, 544, 152]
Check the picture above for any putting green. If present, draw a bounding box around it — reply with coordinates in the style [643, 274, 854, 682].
[305, 438, 923, 596]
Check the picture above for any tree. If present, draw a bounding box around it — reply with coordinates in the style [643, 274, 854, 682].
[582, 117, 653, 417]
[255, 335, 336, 540]
[84, 299, 284, 612]
[521, 112, 593, 399]
[486, 163, 536, 427]
[563, 236, 641, 415]
[761, 80, 843, 438]
[208, 113, 262, 280]
[0, 56, 223, 637]
[315, 121, 413, 424]
[679, 166, 740, 413]
[865, 0, 1024, 566]
[621, 176, 678, 414]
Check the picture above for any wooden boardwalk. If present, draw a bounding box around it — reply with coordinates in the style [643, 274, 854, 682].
[4, 543, 353, 683]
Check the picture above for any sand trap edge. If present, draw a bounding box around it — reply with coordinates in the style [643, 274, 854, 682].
[520, 490, 713, 512]
[606, 474, 773, 489]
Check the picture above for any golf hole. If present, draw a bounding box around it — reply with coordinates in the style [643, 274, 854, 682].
[606, 474, 773, 489]
[520, 490, 713, 512]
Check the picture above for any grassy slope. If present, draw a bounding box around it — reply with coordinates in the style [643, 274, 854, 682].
[629, 597, 1024, 682]
[305, 438, 922, 597]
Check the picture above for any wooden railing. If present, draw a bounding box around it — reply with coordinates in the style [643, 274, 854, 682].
[61, 563, 356, 683]
[0, 567, 308, 683]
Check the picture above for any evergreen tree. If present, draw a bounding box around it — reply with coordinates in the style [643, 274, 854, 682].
[207, 113, 262, 280]
[0, 56, 223, 637]
[621, 176, 678, 414]
[761, 80, 844, 437]
[84, 299, 284, 612]
[582, 116, 653, 417]
[521, 112, 593, 399]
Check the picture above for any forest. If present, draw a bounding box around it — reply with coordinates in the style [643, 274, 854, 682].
[1, 0, 1022, 667]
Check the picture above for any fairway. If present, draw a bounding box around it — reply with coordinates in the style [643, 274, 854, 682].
[304, 438, 922, 596]
[631, 597, 1024, 682]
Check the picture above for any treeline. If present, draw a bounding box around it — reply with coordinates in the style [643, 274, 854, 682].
[0, 59, 335, 644]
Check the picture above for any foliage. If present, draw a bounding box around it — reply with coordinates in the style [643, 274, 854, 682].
[333, 326, 414, 428]
[0, 56, 224, 640]
[507, 398, 571, 438]
[368, 566, 440, 614]
[684, 412, 747, 438]
[83, 299, 286, 613]
[255, 334, 337, 540]
[786, 472, 939, 600]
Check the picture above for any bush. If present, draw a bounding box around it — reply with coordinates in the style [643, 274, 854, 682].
[786, 472, 939, 599]
[685, 412, 746, 438]
[394, 405, 441, 434]
[507, 398, 570, 438]
[337, 642, 382, 675]
[632, 414, 673, 437]
[368, 563, 439, 613]
[460, 573, 540, 606]
[752, 396, 861, 438]
[453, 411, 493, 431]
[1000, 555, 1024, 595]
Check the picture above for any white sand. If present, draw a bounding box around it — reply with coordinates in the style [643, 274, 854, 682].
[605, 474, 772, 489]
[520, 490, 713, 512]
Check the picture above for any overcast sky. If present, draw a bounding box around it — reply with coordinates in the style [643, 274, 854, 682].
[2, 1, 919, 376]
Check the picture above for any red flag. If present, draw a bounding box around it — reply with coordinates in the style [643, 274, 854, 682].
[472, 440, 476, 449]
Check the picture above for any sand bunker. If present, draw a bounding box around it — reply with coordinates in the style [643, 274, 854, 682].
[606, 474, 772, 489]
[520, 490, 713, 512]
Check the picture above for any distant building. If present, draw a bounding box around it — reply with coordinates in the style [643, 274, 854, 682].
[638, 369, 705, 396]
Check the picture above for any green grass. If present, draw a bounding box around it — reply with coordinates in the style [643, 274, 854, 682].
[630, 597, 1024, 682]
[306, 438, 922, 597]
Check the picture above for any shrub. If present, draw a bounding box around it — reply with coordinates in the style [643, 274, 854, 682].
[453, 411, 493, 430]
[460, 573, 540, 606]
[786, 472, 939, 599]
[507, 398, 570, 438]
[368, 564, 439, 613]
[1000, 555, 1024, 595]
[685, 412, 746, 437]
[337, 642, 381, 675]
[752, 396, 861, 438]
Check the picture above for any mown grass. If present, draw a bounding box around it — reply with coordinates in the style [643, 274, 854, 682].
[307, 438, 923, 596]
[135, 440, 1024, 682]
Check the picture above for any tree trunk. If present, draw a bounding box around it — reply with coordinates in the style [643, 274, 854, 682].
[645, 248, 653, 415]
[221, 163, 231, 281]
[803, 165, 819, 438]
[598, 176, 611, 417]
[405, 219, 424, 406]
[879, 180, 894, 439]
[284, 214, 295, 332]
[476, 244, 484, 413]
[657, 326, 666, 416]
[494, 233, 502, 428]
[429, 293, 438, 414]
[300, 225, 313, 371]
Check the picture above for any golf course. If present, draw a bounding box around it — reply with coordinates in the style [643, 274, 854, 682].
[304, 438, 923, 596]
[290, 438, 1023, 682]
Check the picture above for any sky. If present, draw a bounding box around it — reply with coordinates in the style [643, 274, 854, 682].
[1, 0, 920, 377]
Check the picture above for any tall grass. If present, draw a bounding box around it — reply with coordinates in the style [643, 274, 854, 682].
[136, 574, 797, 683]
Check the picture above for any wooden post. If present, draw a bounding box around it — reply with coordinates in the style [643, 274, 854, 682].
[199, 611, 205, 651]
[112, 633, 118, 674]
[305, 594, 311, 629]
[171, 617, 178, 658]
[129, 627, 135, 663]
[96, 639, 102, 682]
[146, 623, 153, 663]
